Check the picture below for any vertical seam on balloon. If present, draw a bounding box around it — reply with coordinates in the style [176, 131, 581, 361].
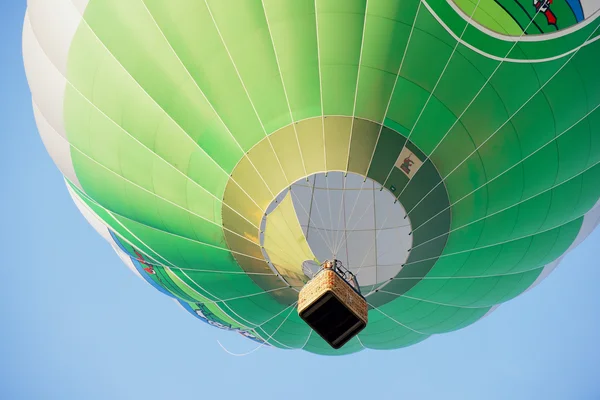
[288, 178, 337, 254]
[373, 179, 378, 283]
[313, 0, 327, 174]
[489, 238, 532, 276]
[363, 1, 422, 185]
[306, 175, 316, 240]
[300, 329, 314, 351]
[355, 335, 366, 349]
[345, 0, 370, 175]
[520, 224, 561, 273]
[355, 213, 391, 278]
[331, 172, 347, 256]
[260, 0, 309, 180]
[323, 171, 336, 257]
[343, 179, 351, 264]
[304, 178, 336, 252]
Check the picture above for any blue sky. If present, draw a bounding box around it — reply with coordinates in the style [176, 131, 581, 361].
[1, 2, 600, 399]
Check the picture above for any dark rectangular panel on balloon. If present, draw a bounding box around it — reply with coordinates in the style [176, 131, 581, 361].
[367, 126, 407, 183]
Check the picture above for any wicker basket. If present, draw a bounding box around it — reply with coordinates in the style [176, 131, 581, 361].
[298, 269, 368, 349]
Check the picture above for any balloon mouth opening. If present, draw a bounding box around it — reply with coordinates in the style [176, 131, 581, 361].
[259, 171, 413, 293]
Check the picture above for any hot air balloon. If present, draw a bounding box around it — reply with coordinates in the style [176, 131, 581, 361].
[23, 0, 600, 355]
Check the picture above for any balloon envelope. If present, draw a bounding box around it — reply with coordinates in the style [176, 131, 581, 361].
[23, 0, 600, 354]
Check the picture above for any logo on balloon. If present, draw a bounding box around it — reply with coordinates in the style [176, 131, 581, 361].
[395, 148, 423, 179]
